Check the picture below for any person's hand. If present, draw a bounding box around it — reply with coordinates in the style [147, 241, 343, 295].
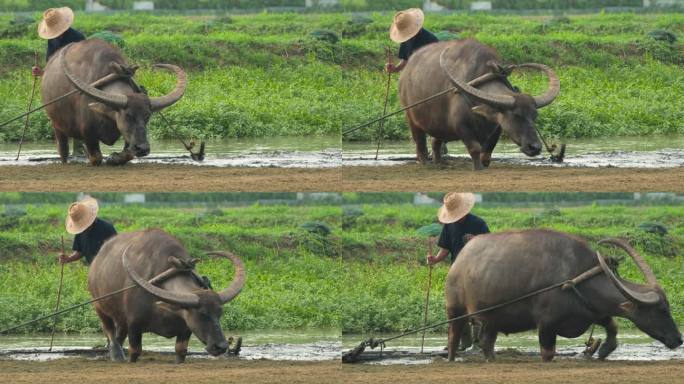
[58, 252, 70, 264]
[385, 62, 397, 74]
[463, 234, 475, 243]
[426, 254, 438, 265]
[32, 66, 43, 77]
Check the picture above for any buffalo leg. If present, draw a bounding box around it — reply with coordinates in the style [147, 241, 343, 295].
[95, 309, 125, 362]
[479, 325, 498, 361]
[84, 139, 103, 166]
[447, 306, 465, 361]
[458, 322, 473, 351]
[54, 131, 69, 163]
[480, 126, 502, 168]
[175, 330, 192, 364]
[106, 142, 134, 166]
[597, 317, 618, 360]
[538, 327, 557, 362]
[128, 327, 143, 363]
[431, 138, 447, 165]
[408, 121, 429, 165]
[462, 138, 484, 171]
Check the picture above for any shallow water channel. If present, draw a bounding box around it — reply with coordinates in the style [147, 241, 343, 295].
[0, 135, 341, 168]
[0, 328, 340, 362]
[342, 329, 684, 365]
[344, 135, 684, 168]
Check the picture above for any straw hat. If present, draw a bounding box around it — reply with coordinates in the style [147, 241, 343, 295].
[390, 8, 424, 43]
[38, 7, 74, 40]
[438, 193, 476, 224]
[65, 196, 99, 234]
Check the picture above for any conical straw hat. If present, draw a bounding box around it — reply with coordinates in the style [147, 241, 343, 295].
[438, 193, 476, 224]
[390, 8, 424, 43]
[65, 196, 99, 234]
[38, 7, 74, 40]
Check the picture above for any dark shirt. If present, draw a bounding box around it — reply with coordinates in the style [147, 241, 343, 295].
[437, 213, 490, 264]
[72, 218, 117, 265]
[47, 27, 86, 61]
[398, 28, 439, 61]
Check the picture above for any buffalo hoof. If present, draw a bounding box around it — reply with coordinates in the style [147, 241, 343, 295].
[175, 355, 187, 364]
[598, 339, 617, 360]
[110, 345, 126, 362]
[105, 151, 134, 166]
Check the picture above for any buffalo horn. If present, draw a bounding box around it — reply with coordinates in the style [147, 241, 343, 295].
[122, 244, 201, 308]
[59, 44, 128, 109]
[207, 251, 246, 304]
[440, 46, 516, 108]
[149, 64, 187, 112]
[515, 63, 560, 108]
[596, 249, 660, 305]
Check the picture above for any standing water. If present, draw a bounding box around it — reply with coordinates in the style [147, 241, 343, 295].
[343, 135, 684, 168]
[342, 329, 684, 365]
[0, 328, 340, 362]
[0, 136, 341, 168]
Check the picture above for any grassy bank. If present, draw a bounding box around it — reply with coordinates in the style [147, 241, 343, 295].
[0, 12, 682, 142]
[0, 203, 343, 332]
[1, 200, 681, 335]
[339, 203, 684, 333]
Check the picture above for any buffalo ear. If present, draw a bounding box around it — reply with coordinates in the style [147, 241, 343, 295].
[619, 301, 636, 313]
[88, 102, 116, 120]
[471, 105, 499, 123]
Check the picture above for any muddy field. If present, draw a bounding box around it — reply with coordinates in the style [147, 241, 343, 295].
[1, 162, 680, 192]
[2, 357, 683, 384]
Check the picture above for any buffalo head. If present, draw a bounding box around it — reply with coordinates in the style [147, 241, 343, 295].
[123, 248, 245, 356]
[440, 52, 560, 157]
[598, 239, 683, 350]
[60, 46, 186, 158]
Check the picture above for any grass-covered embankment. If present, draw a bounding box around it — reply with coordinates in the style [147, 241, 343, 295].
[0, 202, 343, 333]
[339, 202, 684, 333]
[0, 12, 682, 142]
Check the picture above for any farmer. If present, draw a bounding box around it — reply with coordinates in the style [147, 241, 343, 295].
[59, 196, 117, 265]
[32, 7, 86, 77]
[32, 7, 87, 156]
[427, 192, 490, 350]
[385, 8, 439, 74]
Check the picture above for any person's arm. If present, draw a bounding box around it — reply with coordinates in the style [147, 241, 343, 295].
[427, 247, 449, 265]
[59, 250, 83, 264]
[385, 59, 408, 74]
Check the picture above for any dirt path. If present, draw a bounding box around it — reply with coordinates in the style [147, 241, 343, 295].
[341, 162, 684, 191]
[0, 162, 682, 191]
[0, 164, 341, 192]
[2, 358, 683, 384]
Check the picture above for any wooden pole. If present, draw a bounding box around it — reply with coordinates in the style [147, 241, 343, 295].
[49, 236, 66, 351]
[16, 51, 40, 161]
[420, 237, 434, 353]
[375, 48, 393, 161]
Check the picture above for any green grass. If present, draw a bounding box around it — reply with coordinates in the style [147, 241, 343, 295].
[339, 203, 684, 333]
[1, 200, 681, 335]
[0, 203, 344, 333]
[0, 12, 682, 142]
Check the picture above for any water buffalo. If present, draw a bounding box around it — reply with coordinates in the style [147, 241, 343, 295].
[88, 229, 245, 363]
[41, 39, 186, 165]
[446, 229, 682, 361]
[399, 39, 560, 170]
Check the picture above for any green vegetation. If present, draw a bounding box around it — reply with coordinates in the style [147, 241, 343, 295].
[339, 203, 684, 333]
[0, 203, 343, 333]
[0, 12, 682, 143]
[1, 199, 681, 336]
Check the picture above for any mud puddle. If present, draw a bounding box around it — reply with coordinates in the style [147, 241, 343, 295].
[0, 136, 342, 169]
[343, 135, 684, 168]
[0, 329, 340, 362]
[342, 330, 684, 365]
